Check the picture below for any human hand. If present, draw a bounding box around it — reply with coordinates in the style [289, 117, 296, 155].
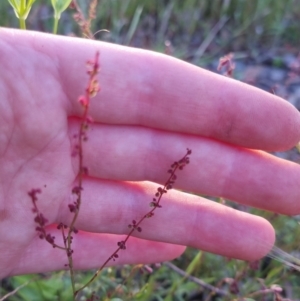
[1, 28, 300, 278]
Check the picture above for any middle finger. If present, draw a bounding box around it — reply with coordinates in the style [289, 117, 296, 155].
[69, 121, 300, 215]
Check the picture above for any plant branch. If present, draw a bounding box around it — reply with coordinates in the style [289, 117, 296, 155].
[164, 261, 228, 297]
[75, 148, 192, 296]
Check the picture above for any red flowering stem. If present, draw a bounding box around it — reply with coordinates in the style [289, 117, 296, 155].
[67, 51, 100, 294]
[74, 148, 192, 296]
[28, 52, 100, 298]
[29, 188, 66, 250]
[66, 88, 87, 291]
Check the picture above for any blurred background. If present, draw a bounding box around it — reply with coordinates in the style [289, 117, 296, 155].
[1, 0, 300, 58]
[1, 0, 300, 300]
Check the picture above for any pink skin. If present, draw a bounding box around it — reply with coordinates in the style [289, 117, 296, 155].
[0, 28, 300, 278]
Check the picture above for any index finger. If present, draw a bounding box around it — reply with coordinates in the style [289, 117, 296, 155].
[2, 28, 300, 151]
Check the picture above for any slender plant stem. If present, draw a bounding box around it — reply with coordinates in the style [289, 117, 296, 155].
[53, 17, 59, 34]
[19, 18, 26, 30]
[74, 149, 191, 296]
[68, 52, 100, 298]
[0, 279, 32, 301]
[67, 106, 88, 295]
[164, 262, 228, 297]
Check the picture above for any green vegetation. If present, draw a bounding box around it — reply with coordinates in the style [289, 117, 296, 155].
[1, 0, 300, 60]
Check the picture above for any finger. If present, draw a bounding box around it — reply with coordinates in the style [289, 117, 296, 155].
[69, 122, 300, 215]
[63, 40, 300, 151]
[10, 230, 185, 276]
[1, 28, 299, 151]
[55, 179, 275, 262]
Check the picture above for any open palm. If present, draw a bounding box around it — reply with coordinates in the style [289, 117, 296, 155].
[1, 28, 300, 278]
